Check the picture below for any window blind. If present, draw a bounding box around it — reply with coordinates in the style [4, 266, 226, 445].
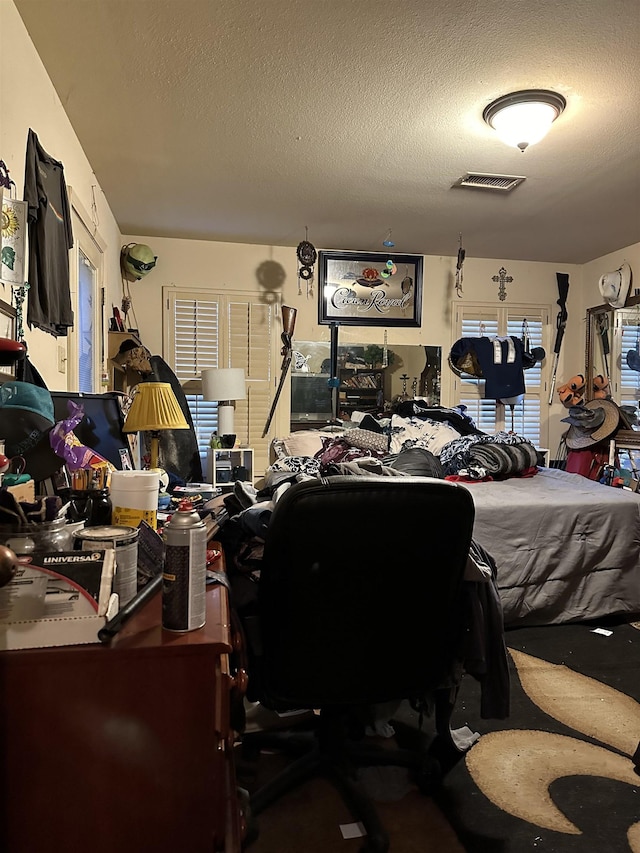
[173, 297, 220, 456]
[166, 289, 273, 477]
[452, 303, 549, 447]
[617, 310, 640, 409]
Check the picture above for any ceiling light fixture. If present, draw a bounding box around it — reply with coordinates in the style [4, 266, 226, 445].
[483, 89, 566, 152]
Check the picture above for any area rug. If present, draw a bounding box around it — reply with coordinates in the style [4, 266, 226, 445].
[430, 619, 640, 853]
[239, 620, 640, 852]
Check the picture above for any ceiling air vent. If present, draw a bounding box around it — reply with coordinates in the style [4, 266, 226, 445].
[452, 172, 526, 192]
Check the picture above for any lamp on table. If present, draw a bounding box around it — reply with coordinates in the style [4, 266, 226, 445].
[201, 368, 246, 447]
[123, 382, 189, 470]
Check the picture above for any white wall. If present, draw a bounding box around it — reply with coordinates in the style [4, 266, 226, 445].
[0, 0, 121, 389]
[125, 232, 589, 451]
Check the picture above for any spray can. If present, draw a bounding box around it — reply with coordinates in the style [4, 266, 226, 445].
[162, 499, 207, 632]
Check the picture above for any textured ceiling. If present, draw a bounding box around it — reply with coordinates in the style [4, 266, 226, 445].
[15, 0, 640, 263]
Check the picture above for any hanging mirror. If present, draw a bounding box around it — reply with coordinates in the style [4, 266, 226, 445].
[290, 342, 441, 430]
[586, 294, 640, 423]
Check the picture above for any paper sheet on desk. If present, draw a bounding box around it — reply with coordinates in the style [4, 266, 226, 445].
[0, 550, 118, 650]
[0, 566, 48, 621]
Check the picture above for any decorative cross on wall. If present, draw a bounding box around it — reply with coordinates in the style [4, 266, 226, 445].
[492, 266, 513, 302]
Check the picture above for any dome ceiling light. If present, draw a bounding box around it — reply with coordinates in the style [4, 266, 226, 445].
[483, 89, 567, 152]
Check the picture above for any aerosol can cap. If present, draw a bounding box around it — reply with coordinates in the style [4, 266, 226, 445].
[166, 499, 204, 530]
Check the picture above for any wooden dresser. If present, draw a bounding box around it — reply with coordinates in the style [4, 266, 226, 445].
[0, 557, 242, 853]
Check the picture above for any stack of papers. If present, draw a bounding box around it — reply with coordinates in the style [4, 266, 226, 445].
[0, 549, 118, 650]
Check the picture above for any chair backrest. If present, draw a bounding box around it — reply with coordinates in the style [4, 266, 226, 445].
[257, 475, 475, 709]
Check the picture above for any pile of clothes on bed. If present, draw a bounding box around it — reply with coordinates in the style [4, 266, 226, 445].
[267, 399, 542, 486]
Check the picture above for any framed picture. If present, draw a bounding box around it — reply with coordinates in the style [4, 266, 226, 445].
[318, 250, 423, 327]
[1, 197, 28, 287]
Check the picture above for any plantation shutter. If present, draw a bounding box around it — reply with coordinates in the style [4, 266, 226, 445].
[451, 303, 549, 447]
[165, 289, 273, 478]
[228, 301, 272, 474]
[173, 296, 220, 454]
[506, 312, 544, 446]
[457, 310, 499, 434]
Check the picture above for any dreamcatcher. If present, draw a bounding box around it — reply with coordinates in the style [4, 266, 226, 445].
[296, 228, 317, 298]
[455, 233, 466, 298]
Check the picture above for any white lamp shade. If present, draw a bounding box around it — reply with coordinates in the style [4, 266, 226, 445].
[201, 368, 247, 402]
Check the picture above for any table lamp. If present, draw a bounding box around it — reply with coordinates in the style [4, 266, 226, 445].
[201, 368, 246, 442]
[123, 382, 189, 470]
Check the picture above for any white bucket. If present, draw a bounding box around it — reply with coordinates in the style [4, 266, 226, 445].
[110, 470, 160, 530]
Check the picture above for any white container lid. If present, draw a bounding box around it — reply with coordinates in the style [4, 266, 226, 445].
[110, 470, 160, 491]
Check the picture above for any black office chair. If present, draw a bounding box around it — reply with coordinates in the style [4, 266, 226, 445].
[239, 475, 480, 852]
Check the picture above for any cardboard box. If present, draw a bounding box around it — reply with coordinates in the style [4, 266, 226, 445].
[6, 479, 36, 503]
[0, 549, 118, 650]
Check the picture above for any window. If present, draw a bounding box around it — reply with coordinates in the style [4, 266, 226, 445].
[164, 288, 273, 475]
[450, 302, 550, 447]
[615, 308, 640, 409]
[77, 249, 96, 392]
[68, 199, 104, 393]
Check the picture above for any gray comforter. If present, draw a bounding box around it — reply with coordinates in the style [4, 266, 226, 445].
[464, 467, 640, 626]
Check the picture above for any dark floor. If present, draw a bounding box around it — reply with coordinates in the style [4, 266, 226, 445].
[235, 619, 640, 852]
[235, 699, 472, 853]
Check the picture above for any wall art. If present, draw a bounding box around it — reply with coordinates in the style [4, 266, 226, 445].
[1, 197, 28, 287]
[318, 250, 423, 327]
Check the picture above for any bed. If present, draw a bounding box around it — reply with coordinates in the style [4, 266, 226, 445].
[463, 467, 640, 627]
[268, 423, 640, 628]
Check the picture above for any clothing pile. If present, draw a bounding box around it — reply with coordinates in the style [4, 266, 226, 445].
[440, 432, 540, 480]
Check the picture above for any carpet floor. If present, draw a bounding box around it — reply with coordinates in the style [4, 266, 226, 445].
[237, 620, 640, 852]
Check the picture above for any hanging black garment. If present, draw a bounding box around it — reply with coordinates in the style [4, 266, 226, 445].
[23, 129, 74, 337]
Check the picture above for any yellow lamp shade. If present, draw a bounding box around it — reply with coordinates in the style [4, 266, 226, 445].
[123, 383, 190, 432]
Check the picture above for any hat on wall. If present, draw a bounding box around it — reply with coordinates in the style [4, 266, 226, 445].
[120, 243, 157, 282]
[564, 398, 621, 450]
[448, 339, 483, 378]
[627, 347, 640, 372]
[598, 262, 632, 309]
[522, 346, 546, 369]
[560, 403, 606, 429]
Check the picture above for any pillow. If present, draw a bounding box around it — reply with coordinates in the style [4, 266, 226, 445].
[280, 429, 344, 458]
[389, 415, 461, 456]
[268, 455, 322, 477]
[271, 438, 290, 461]
[343, 428, 389, 454]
